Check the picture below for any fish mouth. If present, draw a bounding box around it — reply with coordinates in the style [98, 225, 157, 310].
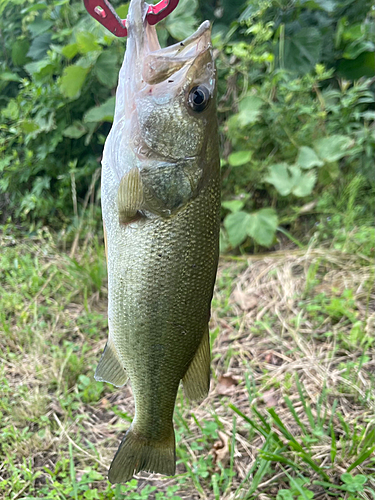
[126, 0, 212, 86]
[142, 21, 212, 85]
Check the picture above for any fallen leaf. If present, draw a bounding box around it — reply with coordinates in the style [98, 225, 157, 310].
[213, 431, 230, 466]
[216, 373, 240, 395]
[264, 352, 280, 365]
[262, 390, 278, 407]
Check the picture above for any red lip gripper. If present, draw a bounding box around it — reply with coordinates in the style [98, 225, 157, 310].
[83, 0, 179, 37]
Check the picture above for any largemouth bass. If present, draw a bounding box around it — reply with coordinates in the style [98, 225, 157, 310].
[97, 0, 220, 484]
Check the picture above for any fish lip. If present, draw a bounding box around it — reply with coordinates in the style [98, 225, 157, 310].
[156, 20, 212, 58]
[140, 21, 213, 86]
[178, 20, 212, 51]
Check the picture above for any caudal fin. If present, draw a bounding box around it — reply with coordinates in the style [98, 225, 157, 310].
[108, 425, 176, 484]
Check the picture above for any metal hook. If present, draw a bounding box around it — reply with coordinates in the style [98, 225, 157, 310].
[83, 0, 179, 37]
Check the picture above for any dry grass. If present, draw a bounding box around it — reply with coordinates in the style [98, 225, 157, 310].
[0, 232, 374, 499]
[205, 249, 375, 497]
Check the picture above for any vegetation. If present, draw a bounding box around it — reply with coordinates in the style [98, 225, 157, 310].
[0, 229, 374, 499]
[0, 0, 374, 498]
[0, 0, 374, 247]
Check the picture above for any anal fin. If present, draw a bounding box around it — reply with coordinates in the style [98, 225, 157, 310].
[117, 167, 144, 224]
[182, 326, 210, 401]
[95, 337, 128, 387]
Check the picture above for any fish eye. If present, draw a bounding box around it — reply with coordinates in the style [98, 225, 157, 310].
[188, 85, 210, 112]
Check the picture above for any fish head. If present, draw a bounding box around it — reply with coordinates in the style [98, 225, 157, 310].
[120, 0, 217, 163]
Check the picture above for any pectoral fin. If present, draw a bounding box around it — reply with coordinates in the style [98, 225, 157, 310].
[117, 167, 144, 224]
[95, 337, 128, 387]
[182, 326, 210, 401]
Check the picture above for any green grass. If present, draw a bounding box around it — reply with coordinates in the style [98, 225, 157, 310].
[0, 226, 374, 499]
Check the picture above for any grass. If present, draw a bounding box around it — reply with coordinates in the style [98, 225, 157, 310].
[0, 225, 374, 500]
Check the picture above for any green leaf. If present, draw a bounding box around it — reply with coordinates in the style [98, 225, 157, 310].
[318, 161, 340, 184]
[246, 208, 278, 247]
[0, 155, 12, 172]
[165, 0, 198, 40]
[346, 447, 375, 473]
[94, 51, 119, 88]
[340, 473, 367, 493]
[222, 200, 246, 213]
[116, 3, 129, 18]
[297, 146, 324, 169]
[62, 43, 79, 59]
[238, 96, 263, 126]
[11, 38, 30, 66]
[21, 120, 39, 133]
[27, 33, 51, 60]
[76, 31, 99, 54]
[28, 17, 53, 38]
[224, 211, 250, 247]
[341, 473, 365, 485]
[277, 490, 294, 500]
[343, 40, 375, 60]
[63, 123, 87, 139]
[84, 97, 116, 123]
[21, 2, 48, 14]
[313, 135, 352, 162]
[0, 72, 20, 82]
[24, 58, 53, 78]
[78, 374, 91, 386]
[283, 27, 322, 74]
[338, 51, 375, 79]
[265, 163, 295, 196]
[228, 150, 252, 167]
[166, 16, 198, 40]
[304, 0, 337, 12]
[60, 65, 89, 99]
[292, 169, 317, 197]
[2, 100, 19, 120]
[265, 164, 316, 197]
[219, 228, 230, 253]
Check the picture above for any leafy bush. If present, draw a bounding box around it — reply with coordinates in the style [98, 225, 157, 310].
[0, 0, 199, 229]
[215, 0, 374, 250]
[0, 0, 374, 249]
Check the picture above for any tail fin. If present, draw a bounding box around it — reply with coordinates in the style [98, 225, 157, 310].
[108, 424, 176, 484]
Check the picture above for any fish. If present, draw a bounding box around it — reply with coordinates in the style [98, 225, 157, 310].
[96, 0, 220, 484]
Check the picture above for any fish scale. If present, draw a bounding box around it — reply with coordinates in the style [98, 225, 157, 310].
[105, 179, 218, 436]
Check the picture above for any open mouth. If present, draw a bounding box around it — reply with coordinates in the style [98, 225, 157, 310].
[125, 0, 212, 85]
[142, 21, 212, 85]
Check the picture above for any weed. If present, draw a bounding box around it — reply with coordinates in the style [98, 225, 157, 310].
[1, 234, 374, 499]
